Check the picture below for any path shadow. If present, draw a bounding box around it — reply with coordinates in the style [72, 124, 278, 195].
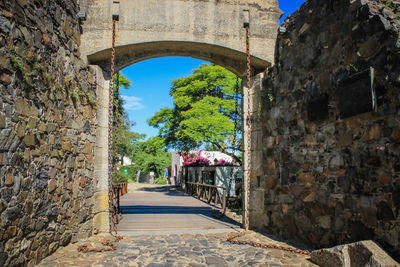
[134, 185, 186, 196]
[120, 205, 241, 227]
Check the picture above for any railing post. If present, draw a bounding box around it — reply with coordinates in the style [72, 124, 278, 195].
[222, 188, 226, 211]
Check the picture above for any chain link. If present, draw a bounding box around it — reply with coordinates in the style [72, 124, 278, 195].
[113, 72, 120, 169]
[244, 25, 252, 231]
[108, 19, 119, 238]
[227, 231, 311, 256]
[232, 77, 239, 151]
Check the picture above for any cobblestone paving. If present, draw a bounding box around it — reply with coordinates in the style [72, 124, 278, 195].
[39, 232, 318, 267]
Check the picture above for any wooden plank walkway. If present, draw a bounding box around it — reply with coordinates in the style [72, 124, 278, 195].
[117, 183, 241, 235]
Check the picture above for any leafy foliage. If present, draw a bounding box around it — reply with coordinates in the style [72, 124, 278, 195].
[113, 72, 132, 121]
[113, 165, 138, 183]
[130, 137, 171, 179]
[148, 64, 242, 163]
[110, 72, 171, 182]
[154, 177, 167, 185]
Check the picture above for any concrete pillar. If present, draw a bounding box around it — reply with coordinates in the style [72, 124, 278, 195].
[243, 73, 265, 230]
[91, 65, 110, 233]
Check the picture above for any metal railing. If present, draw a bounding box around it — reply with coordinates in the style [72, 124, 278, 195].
[185, 182, 226, 219]
[112, 182, 128, 223]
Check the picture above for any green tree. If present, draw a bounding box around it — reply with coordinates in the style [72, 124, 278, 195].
[148, 64, 242, 163]
[113, 72, 131, 121]
[111, 72, 145, 183]
[112, 72, 143, 164]
[111, 72, 171, 182]
[130, 137, 171, 179]
[117, 119, 145, 165]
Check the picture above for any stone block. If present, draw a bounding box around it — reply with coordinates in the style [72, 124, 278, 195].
[27, 117, 38, 128]
[23, 132, 36, 147]
[0, 112, 5, 129]
[310, 240, 399, 267]
[249, 211, 265, 230]
[77, 219, 92, 240]
[61, 142, 72, 152]
[48, 179, 57, 193]
[92, 191, 108, 215]
[265, 176, 278, 190]
[92, 211, 109, 234]
[249, 189, 264, 212]
[4, 170, 13, 186]
[362, 123, 382, 142]
[0, 73, 12, 85]
[303, 191, 317, 202]
[318, 215, 331, 230]
[298, 172, 314, 183]
[83, 142, 93, 154]
[394, 127, 400, 143]
[60, 231, 72, 246]
[277, 194, 294, 204]
[16, 122, 25, 138]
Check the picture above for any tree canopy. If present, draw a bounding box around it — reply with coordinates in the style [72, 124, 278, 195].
[148, 64, 242, 163]
[130, 137, 171, 179]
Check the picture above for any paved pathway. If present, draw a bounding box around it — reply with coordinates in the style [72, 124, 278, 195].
[39, 184, 318, 266]
[117, 184, 240, 234]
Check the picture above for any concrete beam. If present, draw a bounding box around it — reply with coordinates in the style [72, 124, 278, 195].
[80, 0, 280, 73]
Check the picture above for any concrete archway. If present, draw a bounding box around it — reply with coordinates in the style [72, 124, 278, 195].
[80, 0, 281, 75]
[82, 0, 281, 232]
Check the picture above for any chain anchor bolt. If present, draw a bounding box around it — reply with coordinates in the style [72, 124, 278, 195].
[243, 9, 250, 28]
[112, 1, 120, 21]
[78, 10, 87, 21]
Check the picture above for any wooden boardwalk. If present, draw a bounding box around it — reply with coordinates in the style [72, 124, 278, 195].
[117, 183, 241, 234]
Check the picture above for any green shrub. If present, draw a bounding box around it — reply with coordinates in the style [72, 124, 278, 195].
[154, 177, 167, 185]
[113, 165, 137, 183]
[113, 169, 129, 183]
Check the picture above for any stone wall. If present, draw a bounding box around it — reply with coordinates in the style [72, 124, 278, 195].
[0, 0, 98, 266]
[259, 0, 400, 260]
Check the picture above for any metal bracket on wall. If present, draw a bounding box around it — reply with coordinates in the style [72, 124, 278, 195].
[112, 1, 120, 21]
[243, 9, 250, 28]
[78, 10, 87, 21]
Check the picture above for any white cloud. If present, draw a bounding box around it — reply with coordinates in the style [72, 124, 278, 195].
[121, 95, 145, 111]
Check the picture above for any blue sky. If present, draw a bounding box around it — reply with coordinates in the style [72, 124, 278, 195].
[120, 0, 305, 139]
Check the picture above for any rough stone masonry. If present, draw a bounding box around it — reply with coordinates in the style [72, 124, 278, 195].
[0, 0, 99, 266]
[254, 0, 400, 261]
[1, 0, 400, 266]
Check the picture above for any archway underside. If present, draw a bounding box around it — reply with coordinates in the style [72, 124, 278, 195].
[87, 41, 271, 77]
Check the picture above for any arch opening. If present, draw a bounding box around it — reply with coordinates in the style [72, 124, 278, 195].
[107, 56, 245, 232]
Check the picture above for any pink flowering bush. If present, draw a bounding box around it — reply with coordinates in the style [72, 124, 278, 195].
[181, 150, 234, 167]
[214, 159, 234, 166]
[182, 150, 210, 167]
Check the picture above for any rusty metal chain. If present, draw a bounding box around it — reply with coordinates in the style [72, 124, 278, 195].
[107, 18, 121, 240]
[113, 71, 120, 168]
[227, 231, 311, 256]
[112, 71, 123, 226]
[232, 77, 240, 151]
[244, 24, 251, 231]
[77, 239, 121, 253]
